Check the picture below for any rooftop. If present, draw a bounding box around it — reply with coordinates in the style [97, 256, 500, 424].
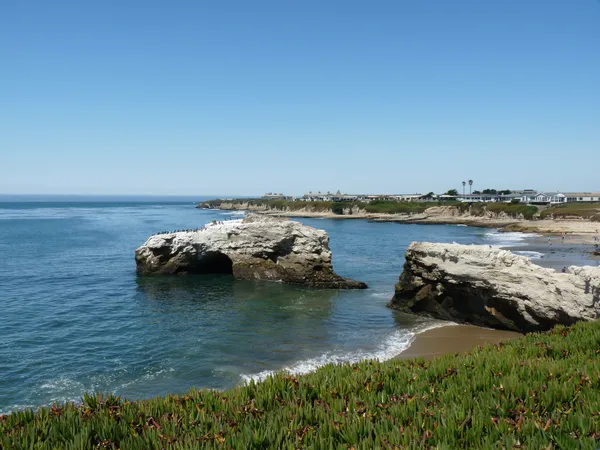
[563, 192, 600, 197]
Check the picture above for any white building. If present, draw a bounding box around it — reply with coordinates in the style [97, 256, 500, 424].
[530, 193, 567, 205]
[457, 193, 527, 203]
[458, 191, 572, 205]
[263, 192, 288, 200]
[564, 192, 600, 203]
[297, 189, 600, 205]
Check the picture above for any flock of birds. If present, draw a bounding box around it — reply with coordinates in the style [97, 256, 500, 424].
[150, 219, 240, 237]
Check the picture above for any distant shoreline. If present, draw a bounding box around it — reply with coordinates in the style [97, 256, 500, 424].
[201, 205, 600, 243]
[201, 203, 600, 272]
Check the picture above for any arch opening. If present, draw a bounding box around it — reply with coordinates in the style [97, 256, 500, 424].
[192, 252, 234, 275]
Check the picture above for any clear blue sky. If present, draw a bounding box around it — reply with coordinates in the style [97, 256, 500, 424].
[2, 0, 599, 196]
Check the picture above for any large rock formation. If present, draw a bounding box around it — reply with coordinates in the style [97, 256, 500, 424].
[135, 215, 367, 289]
[389, 242, 600, 333]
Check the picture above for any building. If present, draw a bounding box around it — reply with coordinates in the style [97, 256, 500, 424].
[564, 192, 600, 203]
[456, 190, 600, 205]
[457, 193, 523, 203]
[262, 192, 288, 200]
[394, 193, 437, 202]
[302, 191, 440, 203]
[511, 189, 537, 196]
[303, 191, 372, 202]
[296, 189, 600, 205]
[456, 191, 572, 205]
[530, 193, 567, 205]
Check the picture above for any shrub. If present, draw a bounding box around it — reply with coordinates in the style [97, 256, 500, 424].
[486, 203, 538, 219]
[364, 200, 440, 214]
[331, 202, 346, 215]
[540, 203, 600, 220]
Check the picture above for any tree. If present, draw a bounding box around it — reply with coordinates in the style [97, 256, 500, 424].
[445, 189, 459, 196]
[468, 179, 473, 194]
[473, 190, 481, 194]
[462, 181, 466, 196]
[426, 191, 435, 198]
[331, 203, 345, 215]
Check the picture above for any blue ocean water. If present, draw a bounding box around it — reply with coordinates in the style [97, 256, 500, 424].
[0, 200, 513, 413]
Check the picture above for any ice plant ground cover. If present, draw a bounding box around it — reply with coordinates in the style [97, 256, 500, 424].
[2, 321, 600, 449]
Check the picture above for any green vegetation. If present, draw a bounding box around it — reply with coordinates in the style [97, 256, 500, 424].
[330, 202, 349, 215]
[445, 189, 459, 196]
[3, 321, 600, 448]
[486, 203, 538, 220]
[200, 199, 336, 212]
[266, 200, 334, 211]
[540, 203, 600, 222]
[363, 200, 440, 214]
[200, 199, 600, 222]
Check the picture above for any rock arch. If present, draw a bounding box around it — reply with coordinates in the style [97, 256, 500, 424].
[191, 252, 233, 275]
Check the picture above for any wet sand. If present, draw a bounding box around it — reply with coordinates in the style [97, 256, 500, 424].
[398, 324, 522, 360]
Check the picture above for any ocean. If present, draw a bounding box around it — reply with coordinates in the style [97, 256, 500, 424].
[0, 199, 536, 413]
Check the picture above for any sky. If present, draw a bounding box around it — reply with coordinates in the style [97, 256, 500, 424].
[2, 0, 599, 196]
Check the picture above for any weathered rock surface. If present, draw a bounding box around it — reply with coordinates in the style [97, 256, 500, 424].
[135, 215, 367, 289]
[389, 242, 600, 333]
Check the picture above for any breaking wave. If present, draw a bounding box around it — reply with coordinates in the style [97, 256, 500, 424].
[513, 250, 544, 259]
[240, 321, 453, 384]
[483, 230, 539, 248]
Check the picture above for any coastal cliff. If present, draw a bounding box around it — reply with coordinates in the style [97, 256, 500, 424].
[389, 242, 600, 333]
[198, 200, 600, 237]
[198, 200, 536, 223]
[135, 215, 367, 289]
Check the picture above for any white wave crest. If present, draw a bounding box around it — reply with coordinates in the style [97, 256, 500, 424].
[239, 321, 452, 384]
[40, 378, 85, 391]
[370, 291, 394, 299]
[483, 230, 539, 248]
[513, 250, 544, 259]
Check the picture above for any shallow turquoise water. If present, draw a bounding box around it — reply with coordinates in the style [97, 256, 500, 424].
[0, 200, 496, 413]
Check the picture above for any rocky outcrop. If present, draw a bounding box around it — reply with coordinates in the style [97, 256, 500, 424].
[389, 242, 600, 333]
[135, 215, 367, 289]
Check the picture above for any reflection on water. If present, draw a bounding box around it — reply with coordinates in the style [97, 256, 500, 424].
[135, 275, 339, 384]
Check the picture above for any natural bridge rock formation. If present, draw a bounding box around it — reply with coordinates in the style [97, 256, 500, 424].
[389, 242, 600, 333]
[135, 215, 367, 289]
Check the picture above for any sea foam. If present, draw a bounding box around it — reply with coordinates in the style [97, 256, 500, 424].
[513, 250, 544, 259]
[239, 321, 453, 384]
[483, 230, 539, 248]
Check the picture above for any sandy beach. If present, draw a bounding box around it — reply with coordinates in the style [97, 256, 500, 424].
[398, 324, 522, 360]
[508, 237, 600, 271]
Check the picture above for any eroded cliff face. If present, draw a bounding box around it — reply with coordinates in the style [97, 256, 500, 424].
[420, 206, 529, 220]
[198, 202, 535, 221]
[389, 242, 600, 333]
[135, 215, 367, 289]
[198, 201, 368, 216]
